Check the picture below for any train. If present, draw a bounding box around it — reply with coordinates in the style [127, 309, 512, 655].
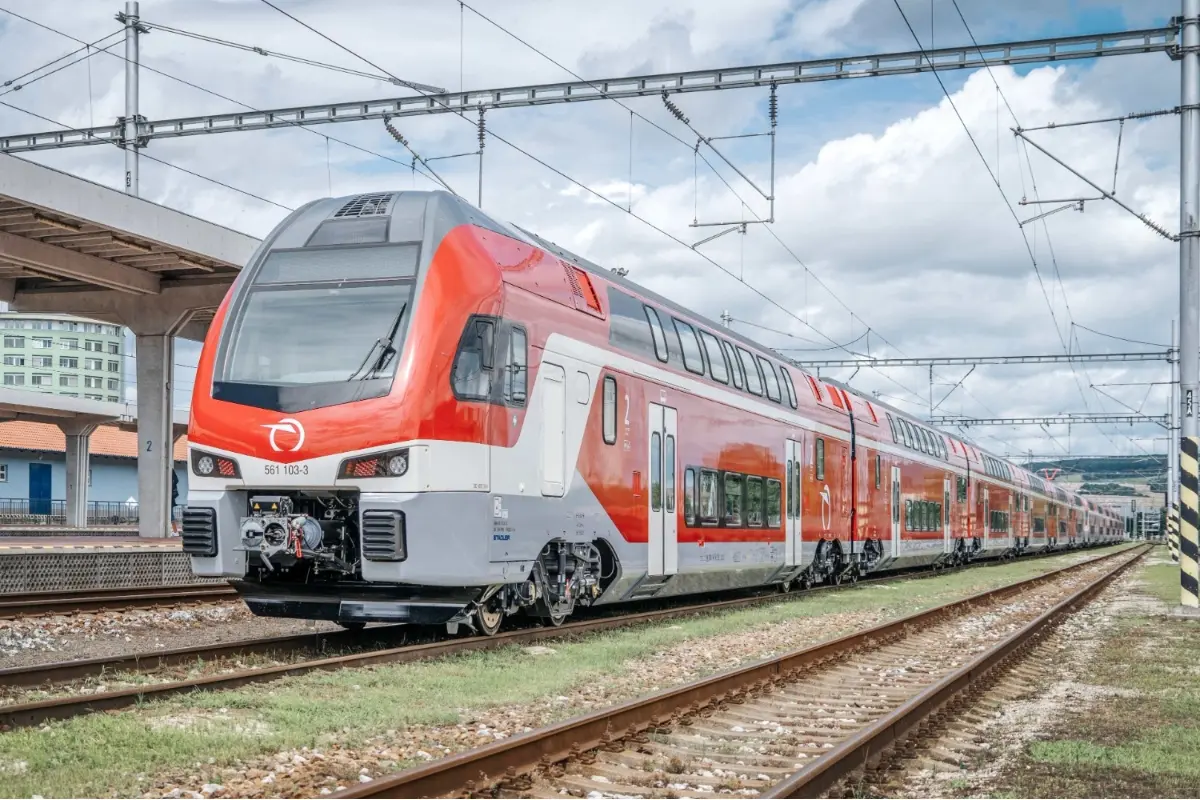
[182, 190, 1126, 635]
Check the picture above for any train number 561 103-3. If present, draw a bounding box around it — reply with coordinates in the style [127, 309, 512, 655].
[263, 464, 309, 476]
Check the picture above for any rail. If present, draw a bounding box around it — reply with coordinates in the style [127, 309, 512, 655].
[0, 546, 1122, 730]
[332, 545, 1145, 799]
[0, 584, 235, 619]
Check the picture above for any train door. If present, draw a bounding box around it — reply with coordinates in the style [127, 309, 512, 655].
[785, 437, 803, 566]
[943, 476, 952, 554]
[539, 363, 566, 497]
[983, 489, 990, 543]
[647, 403, 679, 577]
[890, 465, 901, 558]
[836, 441, 851, 538]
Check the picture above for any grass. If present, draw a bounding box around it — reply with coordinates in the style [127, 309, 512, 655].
[994, 550, 1200, 799]
[0, 545, 1131, 798]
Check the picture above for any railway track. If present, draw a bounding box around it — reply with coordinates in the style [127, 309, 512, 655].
[0, 544, 1133, 732]
[0, 583, 237, 619]
[331, 544, 1147, 799]
[0, 560, 946, 730]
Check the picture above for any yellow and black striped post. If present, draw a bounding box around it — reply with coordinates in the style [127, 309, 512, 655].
[1169, 503, 1181, 560]
[1179, 438, 1199, 606]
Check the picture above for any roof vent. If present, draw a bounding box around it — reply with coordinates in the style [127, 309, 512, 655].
[334, 192, 393, 218]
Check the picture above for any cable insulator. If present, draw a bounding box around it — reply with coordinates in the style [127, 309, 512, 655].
[768, 83, 778, 127]
[661, 91, 689, 125]
[477, 108, 486, 151]
[382, 115, 409, 147]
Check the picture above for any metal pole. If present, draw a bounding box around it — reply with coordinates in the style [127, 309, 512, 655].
[121, 1, 141, 196]
[1178, 0, 1200, 607]
[1171, 320, 1180, 506]
[928, 364, 933, 420]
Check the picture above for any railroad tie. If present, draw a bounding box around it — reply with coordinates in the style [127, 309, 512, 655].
[1179, 438, 1200, 607]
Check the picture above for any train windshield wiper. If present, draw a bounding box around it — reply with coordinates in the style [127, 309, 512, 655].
[346, 303, 408, 382]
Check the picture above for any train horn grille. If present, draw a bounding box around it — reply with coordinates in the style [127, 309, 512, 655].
[361, 510, 407, 562]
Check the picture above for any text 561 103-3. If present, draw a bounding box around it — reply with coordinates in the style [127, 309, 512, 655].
[263, 463, 309, 476]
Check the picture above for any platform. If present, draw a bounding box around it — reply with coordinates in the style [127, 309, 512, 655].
[0, 535, 180, 553]
[0, 526, 140, 537]
[0, 535, 214, 595]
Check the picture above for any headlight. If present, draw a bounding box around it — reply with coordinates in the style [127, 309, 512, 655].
[191, 449, 241, 478]
[338, 448, 410, 479]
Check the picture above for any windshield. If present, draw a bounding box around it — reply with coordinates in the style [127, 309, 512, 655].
[224, 282, 412, 384]
[218, 243, 418, 394]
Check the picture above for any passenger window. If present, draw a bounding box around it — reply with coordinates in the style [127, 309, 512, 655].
[650, 432, 662, 511]
[900, 420, 914, 449]
[721, 340, 745, 389]
[905, 499, 913, 530]
[746, 476, 764, 527]
[766, 478, 782, 527]
[886, 413, 897, 442]
[816, 438, 825, 480]
[602, 376, 617, 445]
[451, 317, 495, 400]
[875, 454, 881, 489]
[673, 318, 706, 375]
[779, 366, 798, 409]
[737, 347, 763, 395]
[503, 326, 527, 405]
[644, 306, 669, 362]
[664, 435, 676, 513]
[723, 472, 744, 526]
[758, 357, 781, 403]
[699, 330, 729, 384]
[699, 469, 720, 525]
[684, 468, 696, 526]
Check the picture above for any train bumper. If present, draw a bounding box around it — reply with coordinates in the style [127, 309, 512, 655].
[232, 580, 478, 625]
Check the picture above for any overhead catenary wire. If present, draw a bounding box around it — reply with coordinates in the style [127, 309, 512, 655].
[0, 29, 123, 96]
[455, 0, 1032, 440]
[136, 18, 444, 91]
[453, 0, 960, 415]
[948, 0, 1161, 458]
[0, 7, 450, 198]
[254, 0, 948, 417]
[895, 0, 1160, 458]
[0, 99, 294, 211]
[1073, 321, 1171, 349]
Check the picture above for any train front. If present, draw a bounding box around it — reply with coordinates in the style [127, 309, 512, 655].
[182, 190, 498, 630]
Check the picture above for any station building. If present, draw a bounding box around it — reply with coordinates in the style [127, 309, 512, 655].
[0, 420, 187, 526]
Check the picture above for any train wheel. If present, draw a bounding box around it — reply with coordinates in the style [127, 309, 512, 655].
[475, 601, 504, 636]
[777, 579, 792, 594]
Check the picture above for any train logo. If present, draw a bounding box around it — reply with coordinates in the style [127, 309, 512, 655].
[820, 485, 832, 530]
[262, 418, 305, 453]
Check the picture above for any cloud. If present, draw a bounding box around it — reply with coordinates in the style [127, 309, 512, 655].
[0, 0, 1174, 458]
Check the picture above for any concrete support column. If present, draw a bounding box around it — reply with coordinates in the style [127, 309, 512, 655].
[60, 421, 98, 527]
[136, 333, 173, 539]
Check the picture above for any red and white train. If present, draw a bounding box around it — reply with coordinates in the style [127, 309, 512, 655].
[183, 190, 1126, 634]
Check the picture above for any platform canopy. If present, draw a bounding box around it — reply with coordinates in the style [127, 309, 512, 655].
[0, 154, 263, 537]
[0, 154, 260, 341]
